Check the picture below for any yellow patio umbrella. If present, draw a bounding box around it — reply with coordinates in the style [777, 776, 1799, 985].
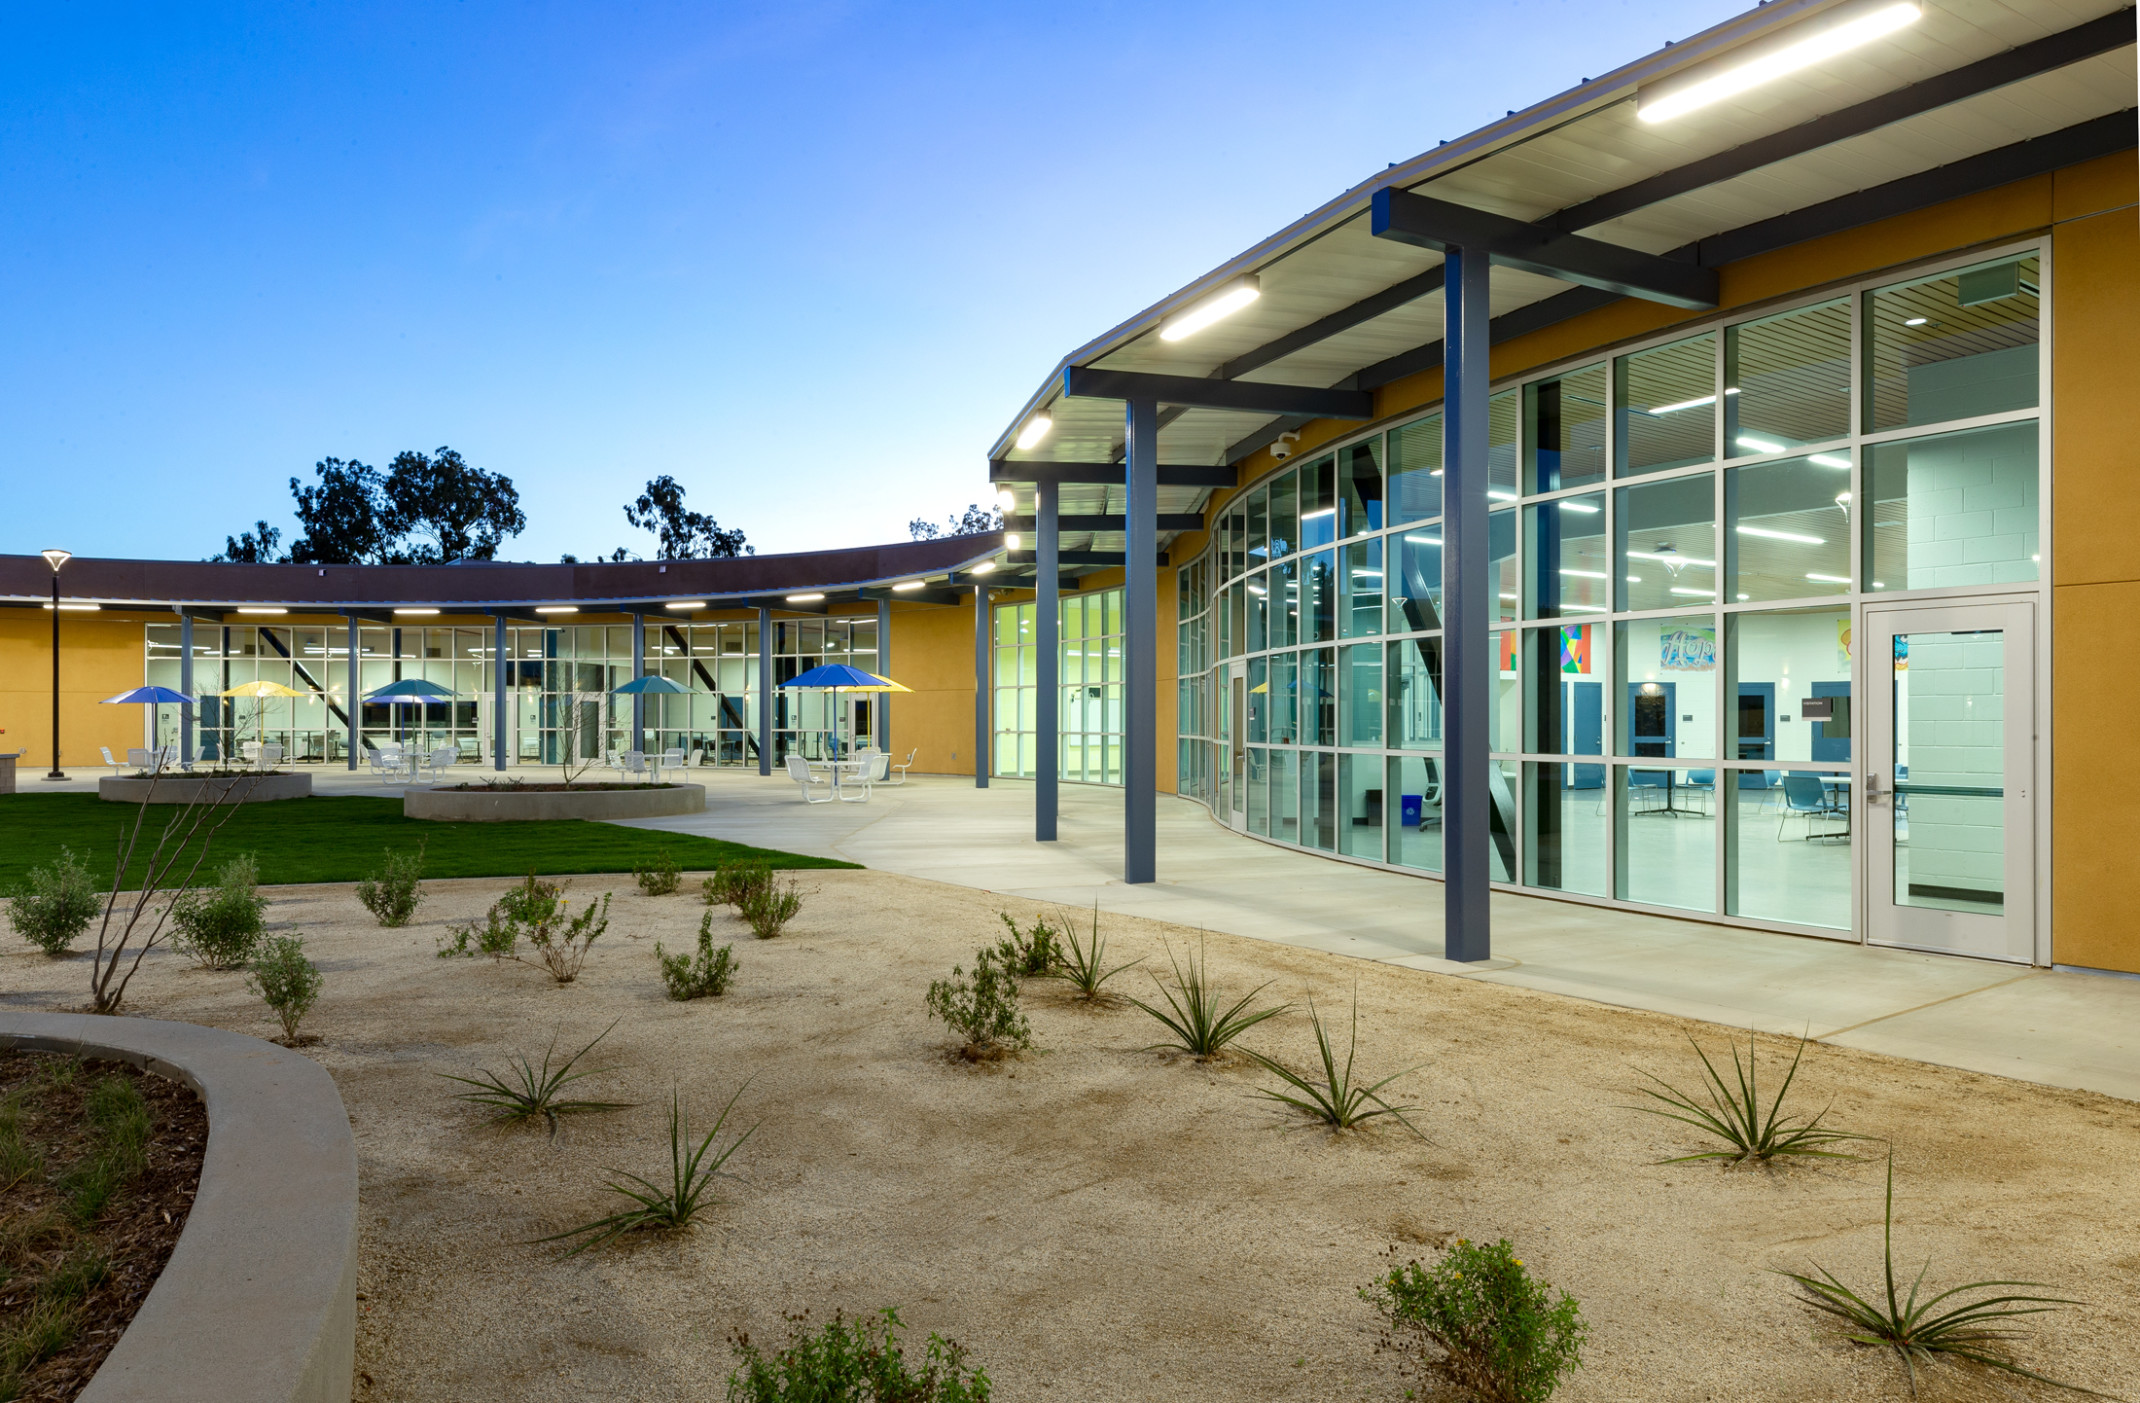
[215, 680, 310, 762]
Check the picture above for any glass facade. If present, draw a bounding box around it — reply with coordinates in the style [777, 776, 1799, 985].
[995, 588, 1126, 784]
[1176, 244, 2044, 938]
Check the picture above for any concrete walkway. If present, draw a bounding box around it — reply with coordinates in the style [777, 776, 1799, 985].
[613, 770, 2140, 1103]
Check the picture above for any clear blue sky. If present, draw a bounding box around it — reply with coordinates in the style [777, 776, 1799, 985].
[1, 0, 1742, 564]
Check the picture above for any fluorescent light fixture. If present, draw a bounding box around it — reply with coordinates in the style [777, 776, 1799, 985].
[971, 561, 996, 575]
[1403, 534, 1442, 546]
[1736, 525, 1825, 544]
[1301, 507, 1335, 519]
[1806, 572, 1852, 584]
[892, 581, 926, 592]
[1556, 500, 1600, 514]
[665, 601, 706, 611]
[1872, 580, 1886, 588]
[1626, 575, 1644, 583]
[535, 606, 578, 615]
[1649, 393, 1717, 415]
[394, 608, 439, 616]
[1005, 533, 1022, 549]
[42, 603, 98, 611]
[1670, 586, 1717, 597]
[785, 592, 825, 603]
[1559, 569, 1608, 579]
[1159, 276, 1260, 342]
[1246, 584, 1267, 596]
[1014, 415, 1052, 451]
[237, 607, 288, 615]
[1637, 1, 1923, 125]
[1626, 550, 1716, 568]
[1809, 453, 1851, 469]
[1735, 436, 1786, 454]
[1904, 316, 1928, 327]
[1499, 591, 1518, 600]
[1487, 489, 1519, 501]
[996, 490, 1017, 513]
[1350, 569, 1384, 578]
[1737, 593, 1751, 600]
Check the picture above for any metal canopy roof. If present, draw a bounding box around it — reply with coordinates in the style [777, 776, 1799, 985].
[988, 0, 2135, 557]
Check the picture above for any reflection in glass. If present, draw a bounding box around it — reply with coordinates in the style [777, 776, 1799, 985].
[1726, 299, 1849, 454]
[1491, 630, 1520, 753]
[1618, 474, 1717, 613]
[1270, 557, 1299, 649]
[1301, 750, 1336, 851]
[1490, 759, 1518, 882]
[1246, 485, 1269, 565]
[1269, 739, 1299, 841]
[1266, 650, 1300, 745]
[1525, 363, 1607, 491]
[1340, 642, 1382, 747]
[1245, 655, 1268, 745]
[1246, 570, 1268, 650]
[1893, 629, 2007, 914]
[1727, 773, 1849, 929]
[1247, 747, 1269, 836]
[1342, 537, 1382, 638]
[1524, 624, 1603, 767]
[1340, 438, 1383, 539]
[1489, 389, 1519, 497]
[1727, 455, 1851, 602]
[1616, 332, 1717, 476]
[1388, 413, 1441, 525]
[1300, 455, 1337, 550]
[1267, 470, 1298, 561]
[1525, 492, 1607, 618]
[1525, 762, 1607, 896]
[1614, 615, 1716, 760]
[1387, 754, 1442, 871]
[1304, 550, 1336, 642]
[1341, 753, 1384, 861]
[1866, 253, 2039, 432]
[1615, 768, 1715, 911]
[1304, 647, 1335, 747]
[1389, 527, 1442, 633]
[1865, 422, 2039, 591]
[1726, 607, 1850, 772]
[1386, 636, 1442, 751]
[1490, 510, 1518, 624]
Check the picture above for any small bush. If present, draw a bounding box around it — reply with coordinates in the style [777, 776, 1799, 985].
[6, 847, 103, 957]
[1363, 1238, 1587, 1403]
[659, 912, 739, 1000]
[540, 1086, 756, 1256]
[925, 948, 1032, 1056]
[993, 912, 1062, 977]
[439, 874, 608, 982]
[727, 1308, 992, 1403]
[705, 862, 772, 911]
[355, 843, 425, 927]
[739, 874, 805, 940]
[247, 935, 324, 1043]
[170, 853, 268, 969]
[1129, 937, 1288, 1060]
[635, 849, 682, 897]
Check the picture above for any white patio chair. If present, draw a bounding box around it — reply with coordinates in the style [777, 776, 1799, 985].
[126, 747, 152, 772]
[420, 745, 456, 779]
[151, 745, 177, 772]
[255, 743, 284, 772]
[882, 748, 918, 786]
[102, 746, 124, 774]
[620, 751, 649, 782]
[365, 744, 400, 776]
[785, 755, 834, 804]
[657, 747, 685, 782]
[833, 755, 874, 803]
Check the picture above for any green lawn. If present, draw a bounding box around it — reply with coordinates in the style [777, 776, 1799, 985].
[0, 794, 855, 890]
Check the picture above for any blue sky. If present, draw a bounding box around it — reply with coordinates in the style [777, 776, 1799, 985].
[1, 0, 1742, 564]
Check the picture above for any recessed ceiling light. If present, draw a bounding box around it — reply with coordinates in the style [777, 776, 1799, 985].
[1014, 416, 1052, 451]
[1637, 1, 1923, 125]
[892, 581, 926, 592]
[394, 608, 439, 616]
[237, 607, 288, 615]
[1005, 533, 1023, 549]
[535, 606, 578, 615]
[785, 593, 825, 603]
[1159, 276, 1260, 341]
[1736, 526, 1826, 544]
[971, 562, 996, 575]
[43, 603, 99, 611]
[665, 601, 706, 611]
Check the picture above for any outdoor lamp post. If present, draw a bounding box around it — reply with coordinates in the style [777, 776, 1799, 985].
[41, 549, 71, 781]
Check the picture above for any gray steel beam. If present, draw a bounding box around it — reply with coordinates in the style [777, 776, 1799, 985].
[972, 583, 989, 789]
[1220, 267, 1447, 381]
[990, 460, 1237, 488]
[877, 596, 891, 755]
[179, 611, 195, 767]
[860, 585, 965, 606]
[1441, 247, 1492, 963]
[493, 613, 508, 771]
[1372, 187, 1718, 307]
[756, 606, 773, 776]
[344, 613, 359, 770]
[1063, 366, 1374, 420]
[631, 612, 646, 755]
[1122, 398, 1159, 885]
[1005, 514, 1204, 533]
[1004, 550, 1168, 567]
[1035, 478, 1059, 842]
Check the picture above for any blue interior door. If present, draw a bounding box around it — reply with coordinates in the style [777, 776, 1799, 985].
[1564, 680, 1603, 787]
[1810, 680, 1851, 762]
[1627, 682, 1676, 758]
[1736, 681, 1775, 787]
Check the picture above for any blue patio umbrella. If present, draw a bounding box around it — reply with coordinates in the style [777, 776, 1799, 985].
[611, 674, 690, 695]
[101, 686, 194, 755]
[365, 678, 459, 744]
[779, 664, 911, 768]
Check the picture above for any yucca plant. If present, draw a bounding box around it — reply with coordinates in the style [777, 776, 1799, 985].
[1129, 937, 1289, 1060]
[1249, 991, 1425, 1137]
[1044, 902, 1140, 1002]
[1631, 1028, 1873, 1165]
[539, 1085, 757, 1257]
[435, 1020, 632, 1136]
[1779, 1153, 2110, 1397]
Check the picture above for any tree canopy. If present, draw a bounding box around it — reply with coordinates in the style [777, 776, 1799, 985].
[622, 475, 750, 559]
[214, 447, 525, 564]
[908, 503, 1002, 541]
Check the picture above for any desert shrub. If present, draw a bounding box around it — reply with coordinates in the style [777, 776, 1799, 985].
[355, 843, 426, 927]
[1632, 1029, 1872, 1165]
[1250, 991, 1424, 1136]
[439, 874, 608, 982]
[925, 948, 1031, 1056]
[635, 849, 682, 897]
[739, 874, 805, 940]
[247, 935, 323, 1042]
[1045, 902, 1139, 1001]
[1363, 1238, 1587, 1403]
[993, 912, 1061, 977]
[170, 853, 268, 969]
[659, 912, 739, 1000]
[1129, 937, 1287, 1060]
[540, 1087, 756, 1256]
[436, 1021, 630, 1135]
[1779, 1151, 2096, 1394]
[6, 848, 102, 958]
[726, 1308, 991, 1403]
[705, 861, 772, 910]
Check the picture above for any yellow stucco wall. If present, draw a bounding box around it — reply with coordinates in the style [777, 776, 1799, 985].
[0, 610, 183, 769]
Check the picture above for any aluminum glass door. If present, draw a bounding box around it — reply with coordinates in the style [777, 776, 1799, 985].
[1862, 601, 2035, 962]
[1226, 664, 1248, 829]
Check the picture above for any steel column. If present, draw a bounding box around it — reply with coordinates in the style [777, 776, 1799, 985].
[1123, 398, 1158, 884]
[1441, 247, 1493, 962]
[492, 614, 509, 771]
[756, 606, 773, 776]
[876, 596, 891, 754]
[345, 614, 359, 769]
[631, 612, 646, 755]
[179, 612, 196, 768]
[1035, 478, 1060, 841]
[973, 584, 990, 788]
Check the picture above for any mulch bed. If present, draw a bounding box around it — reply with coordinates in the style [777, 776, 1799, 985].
[0, 1051, 208, 1402]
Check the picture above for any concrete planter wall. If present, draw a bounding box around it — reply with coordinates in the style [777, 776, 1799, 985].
[0, 1012, 358, 1403]
[404, 782, 705, 822]
[99, 772, 313, 805]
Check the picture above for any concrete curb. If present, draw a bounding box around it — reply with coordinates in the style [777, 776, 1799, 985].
[405, 781, 706, 821]
[98, 773, 314, 805]
[0, 1012, 357, 1403]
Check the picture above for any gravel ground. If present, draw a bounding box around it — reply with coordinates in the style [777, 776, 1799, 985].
[3, 870, 2135, 1402]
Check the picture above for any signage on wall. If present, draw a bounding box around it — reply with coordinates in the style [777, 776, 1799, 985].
[1559, 625, 1591, 675]
[1837, 618, 1853, 670]
[1659, 626, 1716, 672]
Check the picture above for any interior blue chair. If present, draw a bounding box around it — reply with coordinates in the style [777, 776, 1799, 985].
[1684, 768, 1716, 813]
[1777, 773, 1845, 842]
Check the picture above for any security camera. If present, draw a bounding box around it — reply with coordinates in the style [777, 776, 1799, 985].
[1270, 431, 1302, 461]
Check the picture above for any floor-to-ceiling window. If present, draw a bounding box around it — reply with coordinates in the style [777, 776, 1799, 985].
[1177, 243, 2045, 943]
[994, 588, 1126, 784]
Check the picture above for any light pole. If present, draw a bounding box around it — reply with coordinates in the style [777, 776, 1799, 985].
[41, 549, 72, 781]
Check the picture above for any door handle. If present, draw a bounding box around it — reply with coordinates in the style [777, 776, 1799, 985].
[1864, 774, 1886, 803]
